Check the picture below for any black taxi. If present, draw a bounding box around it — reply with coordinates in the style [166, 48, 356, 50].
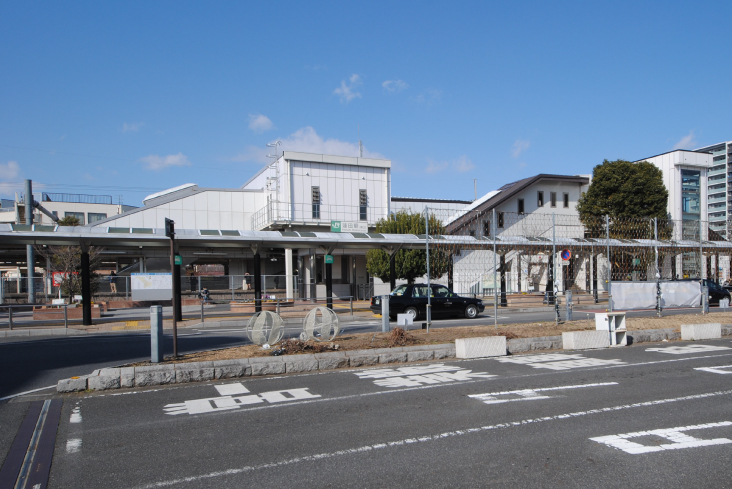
[370, 283, 485, 321]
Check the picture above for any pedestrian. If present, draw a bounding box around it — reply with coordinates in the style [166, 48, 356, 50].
[200, 286, 210, 303]
[109, 271, 118, 294]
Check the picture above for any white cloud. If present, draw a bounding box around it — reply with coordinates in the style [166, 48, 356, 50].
[0, 161, 20, 179]
[140, 153, 192, 171]
[248, 114, 274, 133]
[426, 155, 475, 174]
[382, 79, 408, 93]
[230, 126, 383, 164]
[512, 139, 531, 158]
[123, 122, 144, 132]
[672, 130, 697, 150]
[413, 88, 442, 105]
[334, 74, 362, 103]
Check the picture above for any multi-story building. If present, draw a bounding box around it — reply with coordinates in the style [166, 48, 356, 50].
[0, 192, 136, 225]
[695, 141, 732, 238]
[635, 150, 714, 279]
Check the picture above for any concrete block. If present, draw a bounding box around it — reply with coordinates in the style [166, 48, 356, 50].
[175, 367, 215, 383]
[433, 348, 456, 359]
[214, 360, 251, 379]
[455, 336, 507, 359]
[249, 358, 286, 376]
[314, 352, 349, 370]
[562, 330, 610, 350]
[406, 350, 434, 362]
[681, 323, 722, 341]
[667, 331, 681, 341]
[379, 352, 408, 364]
[120, 367, 135, 388]
[6, 330, 29, 337]
[285, 356, 319, 373]
[135, 369, 175, 386]
[348, 354, 380, 367]
[99, 368, 120, 377]
[57, 377, 87, 393]
[88, 375, 121, 391]
[135, 365, 175, 374]
[722, 325, 732, 336]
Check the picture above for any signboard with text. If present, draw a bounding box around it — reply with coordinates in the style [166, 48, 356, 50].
[331, 220, 368, 234]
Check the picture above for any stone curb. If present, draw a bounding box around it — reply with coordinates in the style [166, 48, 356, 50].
[57, 326, 732, 393]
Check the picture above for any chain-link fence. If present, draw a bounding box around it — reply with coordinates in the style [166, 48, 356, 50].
[423, 209, 731, 306]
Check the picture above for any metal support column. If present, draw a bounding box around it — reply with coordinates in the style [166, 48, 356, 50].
[80, 245, 92, 326]
[655, 218, 661, 317]
[425, 206, 431, 332]
[606, 214, 612, 313]
[325, 256, 333, 310]
[493, 208, 497, 329]
[25, 179, 35, 304]
[499, 254, 507, 307]
[389, 253, 396, 292]
[254, 251, 262, 312]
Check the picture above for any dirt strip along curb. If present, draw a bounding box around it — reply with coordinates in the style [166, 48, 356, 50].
[57, 326, 732, 393]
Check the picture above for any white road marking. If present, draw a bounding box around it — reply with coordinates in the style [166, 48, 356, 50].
[69, 407, 82, 423]
[164, 388, 321, 415]
[136, 388, 732, 488]
[496, 354, 585, 364]
[0, 385, 56, 402]
[646, 345, 731, 355]
[495, 353, 626, 370]
[65, 438, 82, 454]
[695, 365, 732, 375]
[214, 383, 250, 396]
[591, 421, 732, 454]
[469, 382, 618, 405]
[354, 363, 495, 388]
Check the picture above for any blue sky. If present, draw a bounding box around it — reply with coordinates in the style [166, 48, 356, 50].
[1, 1, 731, 206]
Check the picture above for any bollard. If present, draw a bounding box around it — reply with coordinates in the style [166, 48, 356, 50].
[8, 306, 12, 330]
[702, 286, 709, 314]
[200, 301, 204, 323]
[64, 304, 68, 329]
[276, 298, 280, 315]
[350, 296, 353, 315]
[565, 290, 573, 322]
[150, 305, 164, 363]
[381, 295, 390, 332]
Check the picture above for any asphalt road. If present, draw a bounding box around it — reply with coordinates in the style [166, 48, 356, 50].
[4, 337, 731, 488]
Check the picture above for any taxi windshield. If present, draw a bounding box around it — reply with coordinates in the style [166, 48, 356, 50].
[391, 285, 408, 296]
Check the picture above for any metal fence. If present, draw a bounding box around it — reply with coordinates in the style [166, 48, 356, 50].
[0, 274, 300, 304]
[420, 209, 732, 302]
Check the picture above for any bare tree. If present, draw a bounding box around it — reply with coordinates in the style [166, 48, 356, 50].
[35, 245, 104, 299]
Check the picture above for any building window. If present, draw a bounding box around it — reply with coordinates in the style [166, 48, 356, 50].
[359, 189, 367, 221]
[483, 220, 491, 237]
[498, 212, 504, 228]
[469, 230, 475, 237]
[64, 212, 84, 225]
[537, 191, 544, 207]
[518, 199, 524, 214]
[550, 192, 557, 207]
[52, 211, 58, 218]
[563, 193, 569, 208]
[311, 186, 320, 219]
[88, 213, 107, 223]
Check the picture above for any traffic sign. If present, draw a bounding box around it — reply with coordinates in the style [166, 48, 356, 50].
[174, 255, 182, 266]
[325, 255, 334, 264]
[561, 249, 572, 261]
